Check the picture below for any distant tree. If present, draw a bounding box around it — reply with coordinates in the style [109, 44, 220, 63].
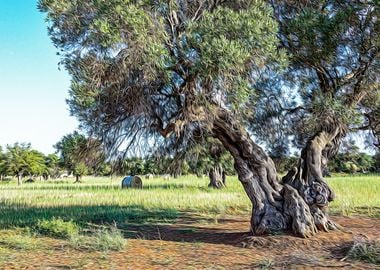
[73, 162, 88, 182]
[55, 132, 103, 182]
[143, 158, 159, 175]
[356, 153, 375, 172]
[54, 132, 86, 174]
[329, 146, 375, 173]
[96, 162, 112, 176]
[28, 150, 48, 178]
[122, 157, 145, 176]
[185, 141, 234, 188]
[271, 156, 298, 174]
[0, 146, 7, 180]
[5, 143, 46, 184]
[45, 153, 61, 179]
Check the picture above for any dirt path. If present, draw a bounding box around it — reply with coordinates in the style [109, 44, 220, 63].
[1, 215, 379, 269]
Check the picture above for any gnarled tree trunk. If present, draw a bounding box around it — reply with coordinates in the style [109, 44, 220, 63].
[282, 117, 346, 232]
[208, 164, 226, 189]
[212, 110, 343, 237]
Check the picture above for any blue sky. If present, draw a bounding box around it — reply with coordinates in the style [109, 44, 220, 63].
[0, 0, 78, 154]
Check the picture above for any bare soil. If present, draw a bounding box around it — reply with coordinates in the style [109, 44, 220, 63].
[1, 215, 379, 269]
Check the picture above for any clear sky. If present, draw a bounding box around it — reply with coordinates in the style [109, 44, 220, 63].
[0, 0, 78, 154]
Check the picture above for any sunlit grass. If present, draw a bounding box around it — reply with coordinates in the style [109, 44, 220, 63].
[0, 174, 378, 230]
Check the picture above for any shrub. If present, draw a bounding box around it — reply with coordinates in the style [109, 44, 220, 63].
[347, 240, 380, 264]
[34, 218, 79, 239]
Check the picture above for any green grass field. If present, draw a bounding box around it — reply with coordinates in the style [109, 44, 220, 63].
[0, 174, 379, 268]
[0, 174, 379, 229]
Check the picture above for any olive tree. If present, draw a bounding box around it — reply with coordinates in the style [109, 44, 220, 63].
[39, 0, 379, 237]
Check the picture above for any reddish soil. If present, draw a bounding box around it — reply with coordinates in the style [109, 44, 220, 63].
[1, 215, 379, 269]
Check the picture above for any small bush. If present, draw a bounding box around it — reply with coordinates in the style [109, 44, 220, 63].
[34, 218, 79, 239]
[347, 240, 380, 264]
[70, 227, 125, 252]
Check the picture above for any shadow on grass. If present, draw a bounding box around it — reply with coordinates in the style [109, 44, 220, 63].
[0, 183, 209, 191]
[0, 202, 249, 246]
[1, 201, 380, 247]
[0, 203, 178, 228]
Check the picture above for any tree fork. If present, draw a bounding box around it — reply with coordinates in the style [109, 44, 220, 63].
[283, 118, 347, 234]
[213, 109, 326, 237]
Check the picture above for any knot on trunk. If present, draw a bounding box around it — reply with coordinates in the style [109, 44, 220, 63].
[303, 181, 335, 207]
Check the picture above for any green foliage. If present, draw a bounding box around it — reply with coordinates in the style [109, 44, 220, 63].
[54, 131, 87, 172]
[34, 218, 79, 239]
[97, 163, 112, 176]
[329, 152, 375, 173]
[74, 162, 88, 178]
[185, 142, 235, 177]
[189, 3, 285, 77]
[54, 132, 103, 179]
[342, 162, 359, 174]
[0, 147, 7, 178]
[252, 1, 380, 156]
[187, 2, 287, 110]
[310, 96, 361, 127]
[272, 156, 298, 174]
[4, 143, 47, 179]
[44, 153, 61, 178]
[285, 6, 353, 64]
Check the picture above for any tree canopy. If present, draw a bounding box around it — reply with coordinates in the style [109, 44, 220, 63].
[39, 0, 286, 156]
[252, 0, 379, 154]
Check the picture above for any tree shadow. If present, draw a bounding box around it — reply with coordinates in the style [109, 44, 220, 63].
[0, 202, 178, 228]
[0, 202, 249, 246]
[2, 183, 209, 191]
[121, 223, 250, 246]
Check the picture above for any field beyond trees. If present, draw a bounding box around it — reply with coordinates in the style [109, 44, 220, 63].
[0, 174, 379, 269]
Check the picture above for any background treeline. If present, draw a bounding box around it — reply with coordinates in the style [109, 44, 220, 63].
[1, 138, 379, 183]
[273, 153, 380, 174]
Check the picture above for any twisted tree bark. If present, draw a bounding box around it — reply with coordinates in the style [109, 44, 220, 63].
[212, 110, 343, 237]
[282, 117, 346, 232]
